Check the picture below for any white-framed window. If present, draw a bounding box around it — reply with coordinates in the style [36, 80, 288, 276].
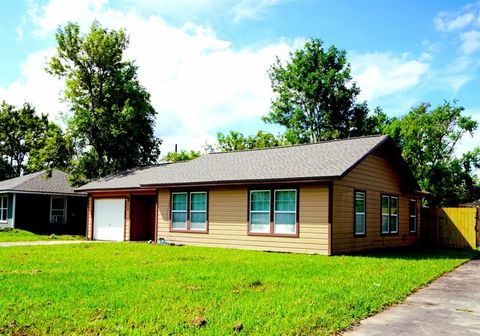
[50, 196, 67, 224]
[190, 192, 207, 231]
[274, 189, 297, 234]
[171, 192, 187, 230]
[249, 190, 271, 233]
[249, 189, 298, 236]
[354, 191, 366, 235]
[381, 194, 398, 234]
[409, 199, 417, 233]
[0, 195, 8, 223]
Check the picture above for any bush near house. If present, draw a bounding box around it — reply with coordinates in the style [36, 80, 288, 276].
[0, 244, 476, 335]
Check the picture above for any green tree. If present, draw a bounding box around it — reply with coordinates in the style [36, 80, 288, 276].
[27, 122, 73, 173]
[47, 21, 161, 185]
[264, 38, 382, 142]
[162, 150, 201, 163]
[0, 101, 60, 177]
[214, 130, 290, 152]
[383, 101, 480, 206]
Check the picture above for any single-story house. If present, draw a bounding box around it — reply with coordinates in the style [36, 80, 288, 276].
[76, 135, 426, 254]
[0, 169, 87, 235]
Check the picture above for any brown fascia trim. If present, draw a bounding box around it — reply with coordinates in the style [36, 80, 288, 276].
[80, 188, 158, 195]
[140, 176, 336, 189]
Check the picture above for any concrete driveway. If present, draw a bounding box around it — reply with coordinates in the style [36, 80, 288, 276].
[346, 259, 480, 335]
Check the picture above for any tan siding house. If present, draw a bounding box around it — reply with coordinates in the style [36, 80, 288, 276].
[77, 135, 425, 255]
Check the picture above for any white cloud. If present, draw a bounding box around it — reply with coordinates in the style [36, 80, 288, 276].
[0, 49, 66, 122]
[460, 29, 480, 54]
[5, 0, 295, 153]
[350, 52, 429, 102]
[28, 0, 109, 38]
[231, 0, 282, 22]
[434, 11, 476, 32]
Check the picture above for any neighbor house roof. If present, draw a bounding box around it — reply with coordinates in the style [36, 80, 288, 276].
[0, 169, 83, 196]
[461, 199, 480, 207]
[76, 135, 419, 192]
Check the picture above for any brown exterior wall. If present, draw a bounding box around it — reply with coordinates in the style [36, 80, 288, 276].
[157, 185, 329, 254]
[332, 153, 421, 254]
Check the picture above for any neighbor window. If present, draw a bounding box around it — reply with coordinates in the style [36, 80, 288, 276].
[354, 191, 366, 236]
[0, 195, 7, 222]
[409, 199, 417, 233]
[249, 188, 298, 236]
[381, 195, 398, 234]
[50, 196, 66, 223]
[171, 191, 208, 232]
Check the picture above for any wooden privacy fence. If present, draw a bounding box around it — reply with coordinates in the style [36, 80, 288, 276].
[421, 207, 479, 249]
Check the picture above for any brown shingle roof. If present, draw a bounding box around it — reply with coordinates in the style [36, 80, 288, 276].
[0, 169, 83, 196]
[76, 135, 395, 191]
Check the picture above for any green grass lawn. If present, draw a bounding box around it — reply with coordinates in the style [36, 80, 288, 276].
[0, 244, 476, 335]
[0, 228, 85, 242]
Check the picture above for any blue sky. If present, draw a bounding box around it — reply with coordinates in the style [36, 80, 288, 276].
[1, 0, 479, 153]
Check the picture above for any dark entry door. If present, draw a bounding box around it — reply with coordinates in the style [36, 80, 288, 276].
[130, 195, 156, 241]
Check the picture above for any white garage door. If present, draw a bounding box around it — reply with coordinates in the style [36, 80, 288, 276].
[93, 199, 125, 241]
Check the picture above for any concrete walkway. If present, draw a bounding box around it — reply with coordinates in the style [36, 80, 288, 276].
[0, 240, 97, 247]
[346, 259, 480, 335]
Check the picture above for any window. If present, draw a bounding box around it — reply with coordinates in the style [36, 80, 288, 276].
[409, 199, 417, 233]
[50, 196, 66, 223]
[250, 190, 270, 233]
[381, 195, 398, 234]
[0, 195, 7, 222]
[190, 192, 207, 231]
[249, 189, 298, 236]
[354, 191, 366, 236]
[171, 191, 208, 232]
[274, 190, 297, 234]
[171, 192, 187, 230]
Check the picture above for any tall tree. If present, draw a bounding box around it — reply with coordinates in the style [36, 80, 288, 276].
[0, 101, 58, 177]
[264, 38, 381, 142]
[383, 101, 480, 206]
[47, 21, 161, 185]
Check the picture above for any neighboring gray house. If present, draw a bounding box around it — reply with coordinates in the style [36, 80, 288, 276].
[0, 169, 87, 235]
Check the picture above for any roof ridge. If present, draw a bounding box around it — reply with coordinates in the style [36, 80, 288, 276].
[207, 134, 386, 155]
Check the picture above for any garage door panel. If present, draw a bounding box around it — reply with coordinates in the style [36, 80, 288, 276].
[93, 199, 125, 241]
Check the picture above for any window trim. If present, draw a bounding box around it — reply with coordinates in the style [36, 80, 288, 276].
[0, 195, 8, 223]
[353, 190, 366, 237]
[169, 191, 209, 233]
[189, 191, 208, 232]
[171, 192, 188, 231]
[273, 189, 297, 235]
[249, 190, 271, 234]
[50, 196, 67, 224]
[409, 198, 417, 233]
[381, 194, 399, 235]
[247, 187, 299, 238]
